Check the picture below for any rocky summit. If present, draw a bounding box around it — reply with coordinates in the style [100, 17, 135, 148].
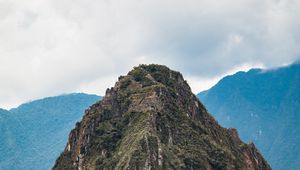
[53, 64, 271, 170]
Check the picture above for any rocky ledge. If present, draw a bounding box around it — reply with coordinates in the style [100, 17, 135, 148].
[53, 64, 271, 170]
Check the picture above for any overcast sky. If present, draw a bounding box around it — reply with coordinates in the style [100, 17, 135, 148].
[0, 0, 300, 109]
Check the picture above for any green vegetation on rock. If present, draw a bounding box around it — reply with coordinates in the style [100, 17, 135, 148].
[53, 64, 271, 170]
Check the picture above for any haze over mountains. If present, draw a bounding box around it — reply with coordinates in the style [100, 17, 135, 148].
[198, 62, 300, 170]
[0, 93, 100, 170]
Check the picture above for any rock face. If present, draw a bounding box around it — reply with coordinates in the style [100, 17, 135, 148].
[53, 64, 271, 170]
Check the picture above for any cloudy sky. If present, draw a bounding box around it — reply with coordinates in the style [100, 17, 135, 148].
[0, 0, 299, 109]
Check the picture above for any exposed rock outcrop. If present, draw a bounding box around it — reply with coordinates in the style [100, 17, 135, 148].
[53, 64, 271, 170]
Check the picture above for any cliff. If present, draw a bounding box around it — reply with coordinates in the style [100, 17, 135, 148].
[53, 64, 271, 170]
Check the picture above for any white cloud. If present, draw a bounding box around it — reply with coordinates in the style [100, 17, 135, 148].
[186, 62, 265, 94]
[0, 0, 299, 108]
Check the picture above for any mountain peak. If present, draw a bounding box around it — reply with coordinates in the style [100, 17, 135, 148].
[53, 65, 271, 170]
[116, 64, 188, 91]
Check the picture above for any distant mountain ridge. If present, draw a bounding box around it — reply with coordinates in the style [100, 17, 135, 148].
[0, 108, 22, 169]
[0, 93, 101, 170]
[198, 62, 300, 170]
